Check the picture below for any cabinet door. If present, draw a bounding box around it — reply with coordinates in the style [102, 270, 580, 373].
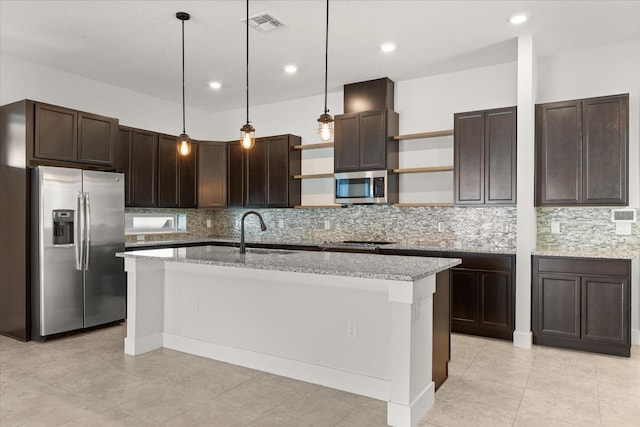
[266, 136, 290, 207]
[581, 276, 629, 345]
[451, 269, 478, 326]
[34, 103, 77, 162]
[198, 141, 227, 208]
[245, 138, 267, 207]
[157, 134, 179, 208]
[115, 127, 132, 206]
[334, 113, 360, 172]
[485, 107, 516, 204]
[535, 101, 582, 206]
[359, 110, 387, 170]
[535, 273, 581, 339]
[77, 112, 116, 166]
[479, 270, 512, 332]
[130, 129, 158, 207]
[228, 142, 245, 207]
[582, 95, 628, 205]
[179, 142, 197, 208]
[454, 112, 484, 205]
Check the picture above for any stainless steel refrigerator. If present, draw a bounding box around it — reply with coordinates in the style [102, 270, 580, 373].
[31, 166, 126, 340]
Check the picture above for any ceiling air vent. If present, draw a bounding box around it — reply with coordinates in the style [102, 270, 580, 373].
[241, 12, 286, 32]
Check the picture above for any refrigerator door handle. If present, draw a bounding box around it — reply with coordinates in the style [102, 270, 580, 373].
[84, 192, 92, 270]
[76, 192, 84, 270]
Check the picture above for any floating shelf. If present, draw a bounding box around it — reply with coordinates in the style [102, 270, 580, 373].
[294, 205, 343, 209]
[293, 142, 334, 150]
[392, 166, 453, 174]
[393, 203, 454, 207]
[390, 130, 454, 141]
[293, 173, 334, 179]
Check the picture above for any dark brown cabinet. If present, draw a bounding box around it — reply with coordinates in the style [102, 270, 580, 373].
[157, 134, 197, 208]
[334, 110, 399, 172]
[129, 129, 158, 207]
[33, 102, 116, 167]
[198, 141, 227, 209]
[535, 94, 628, 206]
[115, 126, 132, 205]
[449, 253, 515, 340]
[454, 106, 516, 206]
[533, 256, 631, 356]
[228, 134, 301, 208]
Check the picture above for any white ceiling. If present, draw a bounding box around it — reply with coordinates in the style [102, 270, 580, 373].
[1, 1, 639, 113]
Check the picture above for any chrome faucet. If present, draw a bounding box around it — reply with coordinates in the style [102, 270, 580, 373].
[239, 211, 267, 254]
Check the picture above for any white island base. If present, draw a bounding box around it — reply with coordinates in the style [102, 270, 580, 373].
[122, 251, 455, 427]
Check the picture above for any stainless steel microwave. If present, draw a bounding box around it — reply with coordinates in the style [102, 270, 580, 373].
[335, 170, 393, 204]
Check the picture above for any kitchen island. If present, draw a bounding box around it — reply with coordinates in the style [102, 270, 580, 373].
[118, 246, 460, 427]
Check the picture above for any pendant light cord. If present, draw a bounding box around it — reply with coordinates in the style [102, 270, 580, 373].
[246, 0, 250, 124]
[181, 17, 186, 134]
[323, 0, 329, 114]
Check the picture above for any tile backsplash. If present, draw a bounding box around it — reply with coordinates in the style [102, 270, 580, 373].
[537, 207, 639, 251]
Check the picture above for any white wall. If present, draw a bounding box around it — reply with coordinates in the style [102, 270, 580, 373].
[0, 53, 214, 139]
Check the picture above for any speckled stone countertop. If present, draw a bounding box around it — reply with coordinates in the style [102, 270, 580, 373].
[118, 246, 462, 282]
[533, 247, 639, 260]
[125, 237, 515, 255]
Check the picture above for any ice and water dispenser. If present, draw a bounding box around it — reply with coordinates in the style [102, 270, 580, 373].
[52, 209, 74, 245]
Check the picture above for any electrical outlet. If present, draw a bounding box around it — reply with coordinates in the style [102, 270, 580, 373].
[616, 223, 632, 235]
[551, 221, 561, 234]
[278, 219, 284, 229]
[437, 222, 444, 232]
[136, 234, 145, 241]
[502, 222, 510, 233]
[206, 219, 212, 228]
[324, 220, 331, 230]
[346, 320, 358, 339]
[190, 300, 197, 313]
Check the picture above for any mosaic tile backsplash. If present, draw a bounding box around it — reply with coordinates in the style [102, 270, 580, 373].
[124, 208, 212, 243]
[537, 207, 639, 251]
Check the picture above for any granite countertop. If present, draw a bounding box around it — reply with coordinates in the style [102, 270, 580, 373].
[533, 247, 639, 260]
[125, 237, 516, 255]
[118, 246, 461, 282]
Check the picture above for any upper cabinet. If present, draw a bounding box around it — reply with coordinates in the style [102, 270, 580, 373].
[198, 141, 227, 209]
[535, 94, 628, 206]
[228, 134, 301, 208]
[114, 126, 132, 205]
[454, 106, 517, 206]
[335, 78, 399, 172]
[334, 110, 399, 172]
[157, 134, 197, 208]
[129, 128, 158, 208]
[33, 102, 117, 167]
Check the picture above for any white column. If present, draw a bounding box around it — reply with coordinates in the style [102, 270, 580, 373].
[514, 34, 537, 349]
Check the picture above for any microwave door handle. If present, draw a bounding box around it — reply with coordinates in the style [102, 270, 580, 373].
[369, 177, 375, 199]
[84, 192, 91, 270]
[76, 192, 84, 270]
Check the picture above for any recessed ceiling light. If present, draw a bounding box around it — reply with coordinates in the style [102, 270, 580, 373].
[284, 65, 298, 74]
[509, 14, 528, 25]
[209, 81, 222, 90]
[380, 42, 396, 53]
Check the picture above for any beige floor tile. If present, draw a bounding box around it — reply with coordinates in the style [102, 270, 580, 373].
[596, 357, 640, 386]
[163, 400, 254, 427]
[424, 397, 516, 427]
[434, 374, 460, 403]
[531, 351, 598, 379]
[61, 408, 152, 427]
[334, 404, 388, 427]
[599, 401, 640, 427]
[514, 388, 600, 426]
[526, 368, 598, 400]
[598, 381, 640, 409]
[445, 377, 524, 412]
[463, 357, 532, 388]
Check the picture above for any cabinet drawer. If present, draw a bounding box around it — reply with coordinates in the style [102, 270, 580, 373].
[537, 257, 630, 277]
[447, 253, 513, 271]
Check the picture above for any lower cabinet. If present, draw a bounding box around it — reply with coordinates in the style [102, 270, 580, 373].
[532, 256, 631, 356]
[449, 253, 515, 340]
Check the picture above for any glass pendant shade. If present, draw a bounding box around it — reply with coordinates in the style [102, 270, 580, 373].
[317, 112, 334, 142]
[240, 123, 255, 149]
[177, 133, 192, 156]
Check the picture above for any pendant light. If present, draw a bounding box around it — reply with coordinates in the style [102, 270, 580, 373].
[240, 0, 255, 149]
[317, 0, 333, 142]
[176, 11, 192, 156]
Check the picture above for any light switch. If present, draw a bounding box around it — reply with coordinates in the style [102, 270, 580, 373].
[615, 223, 632, 235]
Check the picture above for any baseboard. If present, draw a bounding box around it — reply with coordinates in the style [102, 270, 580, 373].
[632, 329, 640, 346]
[387, 382, 435, 427]
[124, 332, 162, 356]
[513, 330, 533, 349]
[162, 333, 390, 401]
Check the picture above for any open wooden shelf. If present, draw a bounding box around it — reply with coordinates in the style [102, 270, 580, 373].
[393, 203, 454, 207]
[392, 166, 453, 174]
[293, 142, 334, 150]
[294, 205, 343, 209]
[390, 130, 454, 141]
[293, 173, 334, 179]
